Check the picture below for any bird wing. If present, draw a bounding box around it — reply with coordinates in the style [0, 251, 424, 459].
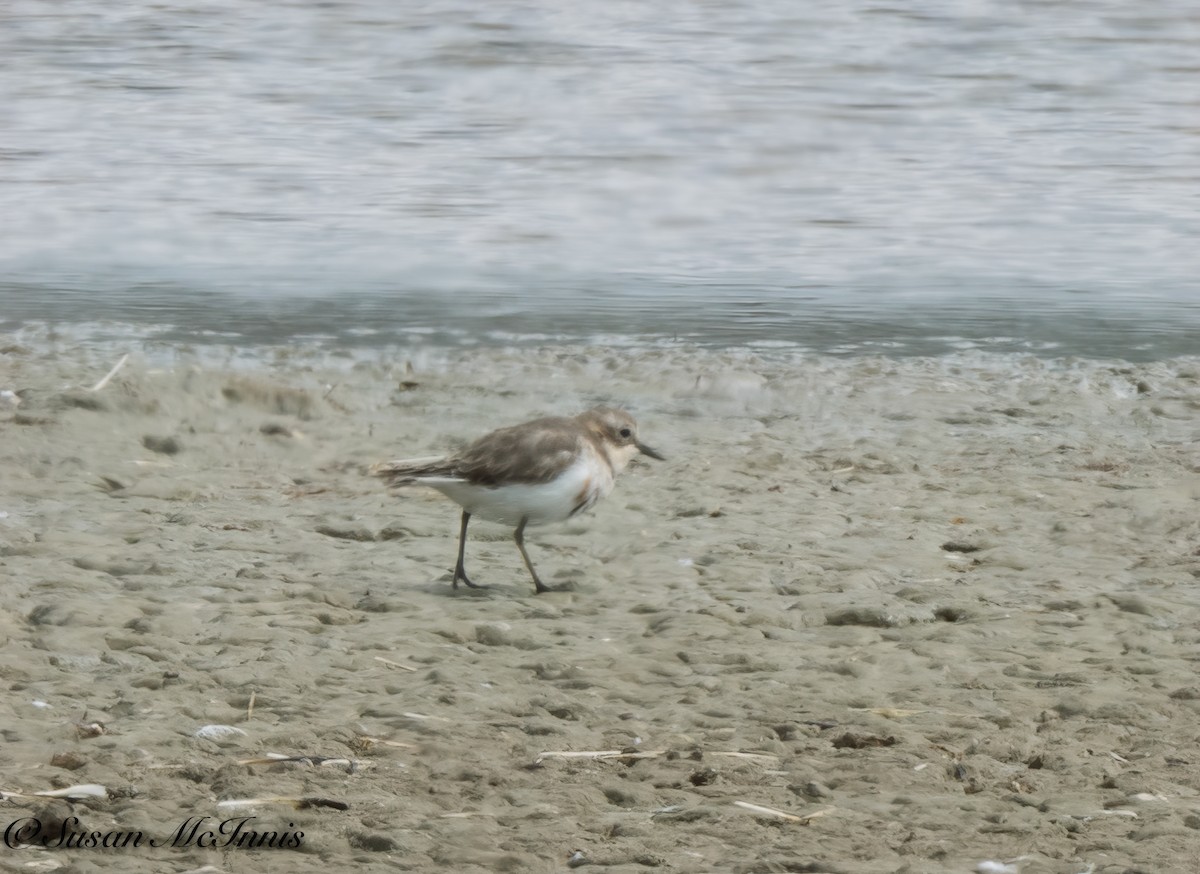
[453, 417, 582, 486]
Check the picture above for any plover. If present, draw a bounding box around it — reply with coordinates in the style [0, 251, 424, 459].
[371, 406, 663, 594]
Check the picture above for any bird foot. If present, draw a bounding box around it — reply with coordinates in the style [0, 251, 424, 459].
[452, 566, 487, 590]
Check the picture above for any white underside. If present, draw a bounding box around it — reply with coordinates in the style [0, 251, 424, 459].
[417, 455, 614, 527]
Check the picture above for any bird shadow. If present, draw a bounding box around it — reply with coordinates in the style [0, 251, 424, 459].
[416, 576, 498, 597]
[413, 574, 580, 598]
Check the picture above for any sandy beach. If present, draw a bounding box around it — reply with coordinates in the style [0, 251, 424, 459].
[1, 336, 1199, 873]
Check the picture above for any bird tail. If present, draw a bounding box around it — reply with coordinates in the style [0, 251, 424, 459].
[369, 456, 457, 486]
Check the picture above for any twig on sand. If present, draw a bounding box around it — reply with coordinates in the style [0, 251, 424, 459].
[732, 801, 831, 823]
[439, 811, 495, 818]
[247, 690, 256, 722]
[89, 354, 129, 392]
[0, 784, 108, 803]
[849, 707, 928, 719]
[709, 751, 779, 762]
[96, 475, 128, 493]
[403, 711, 449, 722]
[374, 656, 419, 672]
[322, 383, 351, 413]
[355, 736, 416, 751]
[218, 796, 350, 811]
[536, 750, 665, 764]
[235, 753, 363, 772]
[535, 749, 778, 765]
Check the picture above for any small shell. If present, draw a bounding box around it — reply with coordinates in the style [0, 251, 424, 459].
[975, 863, 1020, 874]
[75, 721, 107, 739]
[193, 724, 248, 741]
[1129, 792, 1168, 803]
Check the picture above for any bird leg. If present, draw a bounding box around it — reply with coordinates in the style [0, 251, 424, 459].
[514, 516, 552, 594]
[453, 510, 485, 589]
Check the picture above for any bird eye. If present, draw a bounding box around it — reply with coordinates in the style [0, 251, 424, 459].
[618, 427, 633, 439]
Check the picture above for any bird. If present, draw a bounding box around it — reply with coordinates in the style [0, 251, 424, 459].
[370, 406, 663, 594]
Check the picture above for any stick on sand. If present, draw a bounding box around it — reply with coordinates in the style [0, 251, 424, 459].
[732, 801, 832, 823]
[0, 784, 108, 803]
[374, 656, 419, 672]
[90, 354, 129, 392]
[536, 749, 666, 764]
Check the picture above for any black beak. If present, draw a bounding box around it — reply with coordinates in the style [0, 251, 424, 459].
[637, 441, 665, 461]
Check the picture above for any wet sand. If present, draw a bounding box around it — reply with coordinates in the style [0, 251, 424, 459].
[1, 338, 1199, 873]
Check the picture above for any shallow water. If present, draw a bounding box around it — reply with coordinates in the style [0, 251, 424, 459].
[2, 1, 1198, 357]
